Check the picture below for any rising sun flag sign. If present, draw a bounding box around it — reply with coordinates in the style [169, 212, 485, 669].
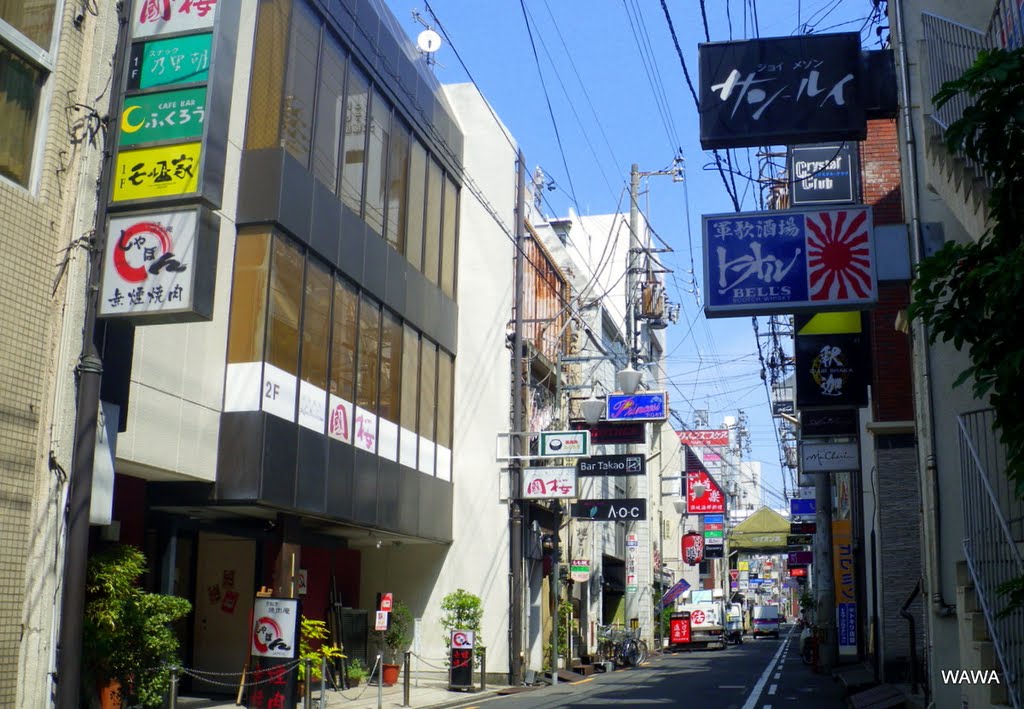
[702, 205, 876, 317]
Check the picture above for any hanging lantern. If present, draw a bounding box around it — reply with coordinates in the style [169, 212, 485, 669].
[682, 532, 704, 566]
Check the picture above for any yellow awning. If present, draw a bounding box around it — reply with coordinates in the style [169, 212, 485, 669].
[727, 506, 790, 550]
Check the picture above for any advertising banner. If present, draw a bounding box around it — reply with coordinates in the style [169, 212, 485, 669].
[113, 142, 203, 202]
[704, 205, 876, 318]
[572, 420, 646, 445]
[788, 142, 860, 206]
[795, 312, 870, 407]
[571, 499, 647, 521]
[686, 468, 726, 514]
[538, 431, 590, 458]
[677, 429, 730, 447]
[576, 454, 645, 476]
[570, 560, 591, 583]
[119, 87, 207, 146]
[522, 467, 577, 499]
[802, 407, 859, 436]
[800, 440, 860, 473]
[682, 532, 704, 565]
[790, 498, 817, 516]
[832, 519, 857, 656]
[132, 0, 218, 39]
[127, 32, 212, 91]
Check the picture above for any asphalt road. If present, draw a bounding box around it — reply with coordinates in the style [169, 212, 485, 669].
[463, 625, 847, 709]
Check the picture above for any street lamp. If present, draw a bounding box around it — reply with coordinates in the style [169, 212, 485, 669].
[580, 381, 607, 425]
[615, 364, 642, 394]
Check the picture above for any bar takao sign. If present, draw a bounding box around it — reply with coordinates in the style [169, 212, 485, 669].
[703, 205, 876, 317]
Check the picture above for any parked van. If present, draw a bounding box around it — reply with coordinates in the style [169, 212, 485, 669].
[752, 605, 781, 638]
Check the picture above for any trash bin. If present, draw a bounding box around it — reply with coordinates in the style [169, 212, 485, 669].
[669, 611, 691, 645]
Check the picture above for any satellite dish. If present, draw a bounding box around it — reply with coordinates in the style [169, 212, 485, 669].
[417, 29, 442, 53]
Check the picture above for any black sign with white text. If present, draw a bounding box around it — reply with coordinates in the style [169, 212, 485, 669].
[801, 407, 859, 436]
[576, 454, 646, 477]
[571, 421, 646, 445]
[788, 142, 860, 205]
[571, 499, 647, 521]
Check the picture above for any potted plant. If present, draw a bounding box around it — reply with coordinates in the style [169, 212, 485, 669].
[440, 589, 484, 668]
[82, 545, 192, 709]
[381, 601, 413, 686]
[346, 659, 369, 687]
[298, 615, 345, 692]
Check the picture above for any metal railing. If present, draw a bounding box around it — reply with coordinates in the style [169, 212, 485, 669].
[958, 409, 1024, 709]
[987, 0, 1024, 50]
[921, 12, 993, 189]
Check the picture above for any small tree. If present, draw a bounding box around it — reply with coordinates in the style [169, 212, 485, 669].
[298, 616, 345, 682]
[440, 589, 484, 664]
[382, 601, 413, 664]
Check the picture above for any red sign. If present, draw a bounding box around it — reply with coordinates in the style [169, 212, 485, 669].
[670, 615, 691, 644]
[687, 469, 726, 514]
[729, 569, 740, 581]
[380, 592, 393, 612]
[704, 522, 724, 531]
[676, 429, 730, 447]
[682, 532, 704, 565]
[789, 566, 808, 577]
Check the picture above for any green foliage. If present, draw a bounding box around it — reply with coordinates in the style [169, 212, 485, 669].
[911, 46, 1024, 614]
[298, 616, 345, 681]
[83, 545, 192, 708]
[382, 601, 413, 664]
[346, 659, 369, 683]
[440, 588, 484, 666]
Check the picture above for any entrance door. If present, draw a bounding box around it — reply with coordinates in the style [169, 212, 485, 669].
[192, 532, 256, 693]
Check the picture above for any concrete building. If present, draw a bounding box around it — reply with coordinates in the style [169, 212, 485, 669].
[887, 1, 1023, 706]
[0, 2, 120, 705]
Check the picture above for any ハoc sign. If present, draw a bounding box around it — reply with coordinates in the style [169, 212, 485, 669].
[682, 532, 705, 565]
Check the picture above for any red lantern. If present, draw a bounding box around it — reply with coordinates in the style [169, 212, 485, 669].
[682, 532, 704, 565]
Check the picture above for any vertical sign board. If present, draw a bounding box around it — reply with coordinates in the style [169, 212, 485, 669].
[795, 312, 870, 407]
[249, 597, 299, 709]
[698, 32, 866, 150]
[449, 630, 474, 689]
[832, 520, 857, 656]
[703, 205, 876, 318]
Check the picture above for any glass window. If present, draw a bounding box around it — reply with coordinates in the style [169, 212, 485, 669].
[340, 66, 369, 215]
[329, 276, 358, 400]
[422, 158, 443, 285]
[405, 140, 426, 270]
[226, 231, 271, 363]
[246, 0, 292, 150]
[418, 340, 437, 440]
[301, 258, 332, 388]
[0, 0, 58, 50]
[385, 119, 410, 253]
[364, 88, 389, 236]
[440, 175, 458, 299]
[436, 351, 454, 448]
[400, 325, 419, 433]
[281, 0, 319, 167]
[0, 45, 45, 187]
[356, 295, 381, 412]
[379, 310, 402, 423]
[267, 236, 304, 374]
[311, 32, 346, 192]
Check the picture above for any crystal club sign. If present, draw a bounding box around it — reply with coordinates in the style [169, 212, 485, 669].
[703, 205, 876, 317]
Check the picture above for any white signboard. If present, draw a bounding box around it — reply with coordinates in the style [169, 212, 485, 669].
[251, 597, 299, 658]
[100, 209, 201, 319]
[132, 0, 218, 39]
[375, 611, 389, 632]
[538, 431, 590, 458]
[451, 630, 475, 649]
[522, 467, 577, 498]
[327, 395, 354, 443]
[800, 440, 860, 472]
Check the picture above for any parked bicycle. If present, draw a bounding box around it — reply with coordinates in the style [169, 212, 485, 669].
[595, 625, 649, 668]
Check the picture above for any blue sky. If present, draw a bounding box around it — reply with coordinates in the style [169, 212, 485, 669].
[382, 0, 887, 507]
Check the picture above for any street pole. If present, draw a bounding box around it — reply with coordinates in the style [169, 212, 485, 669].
[624, 164, 641, 630]
[815, 472, 837, 671]
[509, 150, 527, 686]
[552, 502, 560, 685]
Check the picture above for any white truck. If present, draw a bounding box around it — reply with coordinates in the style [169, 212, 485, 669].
[752, 604, 781, 638]
[677, 602, 726, 649]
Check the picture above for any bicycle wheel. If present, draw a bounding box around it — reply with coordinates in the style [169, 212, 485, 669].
[636, 640, 649, 664]
[621, 639, 640, 667]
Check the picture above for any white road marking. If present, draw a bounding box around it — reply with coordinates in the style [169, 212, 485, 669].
[740, 633, 790, 709]
[768, 683, 778, 695]
[719, 685, 747, 689]
[774, 672, 781, 680]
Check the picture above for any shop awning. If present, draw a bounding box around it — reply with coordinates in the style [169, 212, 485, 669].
[727, 506, 790, 550]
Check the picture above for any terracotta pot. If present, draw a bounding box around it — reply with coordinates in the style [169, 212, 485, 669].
[347, 677, 361, 687]
[382, 663, 401, 686]
[98, 679, 122, 709]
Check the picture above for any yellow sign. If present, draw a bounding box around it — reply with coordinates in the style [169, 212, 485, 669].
[832, 519, 855, 605]
[113, 142, 201, 202]
[738, 561, 749, 571]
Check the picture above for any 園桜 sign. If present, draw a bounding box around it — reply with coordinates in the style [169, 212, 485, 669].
[127, 32, 212, 91]
[133, 0, 218, 39]
[698, 32, 865, 150]
[522, 466, 577, 499]
[99, 207, 218, 322]
[677, 429, 729, 447]
[119, 87, 207, 146]
[113, 142, 202, 202]
[605, 391, 668, 421]
[703, 205, 876, 318]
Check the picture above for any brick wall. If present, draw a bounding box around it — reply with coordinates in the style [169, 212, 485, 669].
[862, 119, 915, 422]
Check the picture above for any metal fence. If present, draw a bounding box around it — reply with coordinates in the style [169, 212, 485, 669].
[958, 409, 1024, 709]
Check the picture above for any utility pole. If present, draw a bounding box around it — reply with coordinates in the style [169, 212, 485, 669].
[815, 472, 836, 671]
[624, 164, 641, 630]
[509, 150, 527, 686]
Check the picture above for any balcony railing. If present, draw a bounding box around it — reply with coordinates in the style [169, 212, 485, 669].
[957, 409, 1024, 709]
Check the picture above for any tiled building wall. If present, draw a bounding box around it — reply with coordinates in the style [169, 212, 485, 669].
[0, 3, 119, 705]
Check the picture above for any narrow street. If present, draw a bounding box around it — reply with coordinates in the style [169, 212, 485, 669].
[469, 626, 847, 709]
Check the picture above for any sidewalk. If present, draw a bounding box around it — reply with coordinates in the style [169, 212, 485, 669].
[176, 678, 510, 709]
